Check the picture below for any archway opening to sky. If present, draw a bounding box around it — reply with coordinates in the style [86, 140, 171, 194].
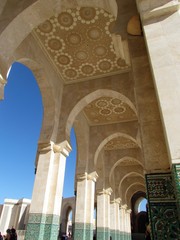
[63, 128, 77, 198]
[0, 62, 76, 204]
[0, 62, 43, 203]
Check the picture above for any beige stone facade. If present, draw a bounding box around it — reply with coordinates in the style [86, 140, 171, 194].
[0, 1, 180, 239]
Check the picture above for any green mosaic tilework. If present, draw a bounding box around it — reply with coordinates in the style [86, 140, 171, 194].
[126, 232, 131, 240]
[24, 213, 60, 240]
[74, 222, 93, 240]
[97, 227, 110, 240]
[146, 173, 180, 240]
[172, 164, 180, 219]
[146, 173, 176, 202]
[115, 230, 119, 240]
[110, 229, 116, 240]
[119, 231, 124, 240]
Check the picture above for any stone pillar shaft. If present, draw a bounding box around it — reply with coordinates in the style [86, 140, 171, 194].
[110, 199, 121, 240]
[126, 209, 131, 240]
[96, 189, 111, 240]
[25, 141, 71, 240]
[119, 205, 127, 240]
[74, 172, 98, 240]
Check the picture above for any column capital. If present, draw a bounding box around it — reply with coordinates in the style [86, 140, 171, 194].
[76, 171, 98, 182]
[87, 171, 98, 182]
[126, 209, 132, 214]
[96, 187, 113, 196]
[120, 204, 127, 210]
[37, 141, 54, 153]
[110, 197, 121, 204]
[53, 140, 72, 157]
[76, 172, 87, 181]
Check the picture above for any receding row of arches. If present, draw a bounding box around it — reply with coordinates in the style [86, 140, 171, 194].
[1, 1, 180, 239]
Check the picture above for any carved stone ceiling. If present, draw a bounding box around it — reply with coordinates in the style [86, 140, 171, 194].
[83, 96, 137, 125]
[34, 7, 130, 83]
[104, 137, 139, 151]
[119, 159, 141, 166]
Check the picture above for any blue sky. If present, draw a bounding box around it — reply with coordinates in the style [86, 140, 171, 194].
[0, 62, 76, 204]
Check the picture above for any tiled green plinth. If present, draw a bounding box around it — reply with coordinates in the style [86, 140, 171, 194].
[146, 173, 180, 240]
[172, 164, 180, 220]
[24, 213, 60, 240]
[74, 223, 93, 240]
[96, 227, 110, 240]
[110, 229, 116, 240]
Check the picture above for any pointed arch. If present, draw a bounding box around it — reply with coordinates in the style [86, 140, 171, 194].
[65, 89, 137, 142]
[109, 157, 143, 186]
[118, 172, 144, 196]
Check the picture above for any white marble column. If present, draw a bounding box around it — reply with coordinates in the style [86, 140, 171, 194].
[25, 141, 71, 240]
[125, 209, 131, 240]
[110, 198, 121, 240]
[74, 172, 98, 240]
[115, 199, 121, 240]
[119, 204, 127, 240]
[0, 199, 17, 235]
[16, 199, 31, 230]
[96, 188, 112, 240]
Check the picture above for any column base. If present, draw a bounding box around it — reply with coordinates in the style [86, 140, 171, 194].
[74, 222, 94, 240]
[97, 227, 110, 240]
[110, 229, 116, 240]
[25, 213, 59, 240]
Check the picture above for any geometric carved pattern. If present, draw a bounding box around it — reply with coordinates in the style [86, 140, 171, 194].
[84, 97, 136, 125]
[119, 159, 140, 166]
[146, 173, 180, 240]
[34, 7, 130, 83]
[104, 137, 138, 151]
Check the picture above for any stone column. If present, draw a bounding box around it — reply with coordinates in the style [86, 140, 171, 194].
[110, 198, 121, 240]
[115, 199, 121, 240]
[25, 141, 71, 240]
[16, 199, 31, 230]
[96, 188, 112, 240]
[0, 199, 18, 235]
[125, 209, 131, 240]
[119, 205, 127, 240]
[74, 172, 98, 240]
